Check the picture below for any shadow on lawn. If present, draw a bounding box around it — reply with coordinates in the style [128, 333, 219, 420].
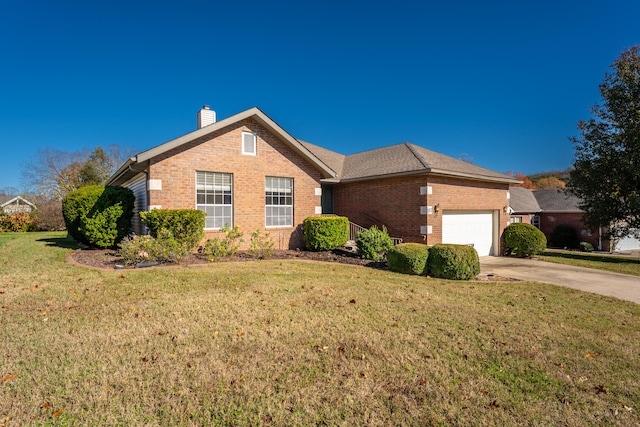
[542, 251, 640, 265]
[37, 235, 79, 250]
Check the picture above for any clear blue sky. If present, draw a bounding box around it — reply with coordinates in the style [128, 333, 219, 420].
[1, 0, 638, 192]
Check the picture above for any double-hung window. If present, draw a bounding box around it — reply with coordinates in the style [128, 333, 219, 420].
[265, 176, 293, 227]
[196, 171, 233, 229]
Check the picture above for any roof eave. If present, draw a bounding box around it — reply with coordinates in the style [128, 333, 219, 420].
[428, 168, 521, 184]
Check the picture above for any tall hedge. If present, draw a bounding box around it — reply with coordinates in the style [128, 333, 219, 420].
[140, 209, 206, 252]
[387, 243, 429, 275]
[62, 185, 135, 248]
[427, 244, 480, 280]
[303, 216, 349, 251]
[503, 222, 547, 257]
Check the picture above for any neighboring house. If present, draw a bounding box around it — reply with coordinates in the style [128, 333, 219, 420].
[507, 187, 541, 227]
[533, 189, 611, 251]
[0, 196, 36, 214]
[107, 106, 519, 255]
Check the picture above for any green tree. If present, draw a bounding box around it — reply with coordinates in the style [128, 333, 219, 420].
[569, 45, 640, 240]
[80, 147, 111, 185]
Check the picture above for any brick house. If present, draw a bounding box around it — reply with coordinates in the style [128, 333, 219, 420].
[0, 196, 36, 214]
[108, 107, 519, 255]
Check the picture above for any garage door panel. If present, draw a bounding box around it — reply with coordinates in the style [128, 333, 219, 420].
[442, 211, 494, 256]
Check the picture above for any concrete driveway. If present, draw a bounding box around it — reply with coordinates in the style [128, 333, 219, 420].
[480, 256, 640, 304]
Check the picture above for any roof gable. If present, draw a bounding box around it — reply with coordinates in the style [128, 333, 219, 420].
[0, 196, 36, 210]
[108, 107, 337, 185]
[509, 187, 541, 213]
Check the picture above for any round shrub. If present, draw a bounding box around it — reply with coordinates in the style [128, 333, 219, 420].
[140, 209, 205, 252]
[356, 225, 393, 261]
[549, 224, 579, 249]
[503, 222, 547, 257]
[427, 244, 480, 280]
[387, 243, 429, 275]
[62, 185, 134, 248]
[579, 241, 594, 252]
[303, 216, 349, 251]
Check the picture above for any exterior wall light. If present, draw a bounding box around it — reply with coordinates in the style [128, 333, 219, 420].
[434, 204, 441, 213]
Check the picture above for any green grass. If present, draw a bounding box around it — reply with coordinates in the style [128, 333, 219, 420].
[1, 232, 640, 426]
[537, 249, 640, 276]
[0, 232, 22, 247]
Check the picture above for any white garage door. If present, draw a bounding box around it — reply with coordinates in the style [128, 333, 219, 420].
[615, 231, 640, 251]
[442, 211, 494, 256]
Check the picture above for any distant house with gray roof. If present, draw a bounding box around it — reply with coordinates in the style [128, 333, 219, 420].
[0, 195, 36, 214]
[108, 106, 520, 256]
[507, 187, 541, 226]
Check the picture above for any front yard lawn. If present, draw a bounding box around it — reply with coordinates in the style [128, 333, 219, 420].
[1, 233, 639, 426]
[537, 249, 640, 276]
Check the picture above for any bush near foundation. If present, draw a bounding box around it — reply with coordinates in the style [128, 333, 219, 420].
[62, 185, 134, 248]
[579, 241, 594, 252]
[356, 225, 393, 261]
[387, 243, 429, 275]
[427, 244, 480, 280]
[549, 224, 579, 249]
[503, 223, 547, 257]
[303, 216, 349, 251]
[140, 209, 205, 253]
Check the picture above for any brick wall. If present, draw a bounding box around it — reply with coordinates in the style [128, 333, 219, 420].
[539, 212, 610, 251]
[146, 118, 323, 249]
[333, 174, 511, 251]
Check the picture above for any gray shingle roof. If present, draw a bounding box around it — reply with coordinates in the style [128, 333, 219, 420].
[298, 140, 346, 178]
[108, 107, 520, 186]
[533, 189, 583, 212]
[509, 187, 541, 213]
[302, 142, 518, 183]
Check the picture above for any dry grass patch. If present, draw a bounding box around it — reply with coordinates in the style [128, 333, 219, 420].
[1, 233, 639, 426]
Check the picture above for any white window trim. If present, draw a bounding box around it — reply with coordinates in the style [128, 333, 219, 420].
[265, 176, 293, 228]
[242, 131, 257, 156]
[195, 171, 233, 230]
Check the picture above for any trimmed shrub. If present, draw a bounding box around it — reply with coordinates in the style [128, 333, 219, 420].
[0, 212, 36, 232]
[427, 244, 480, 280]
[356, 225, 393, 261]
[579, 241, 594, 252]
[62, 185, 134, 248]
[303, 216, 349, 251]
[549, 225, 580, 249]
[503, 223, 547, 257]
[387, 243, 429, 275]
[140, 209, 205, 252]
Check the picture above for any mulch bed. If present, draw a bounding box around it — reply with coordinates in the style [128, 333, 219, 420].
[69, 247, 384, 271]
[68, 247, 516, 281]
